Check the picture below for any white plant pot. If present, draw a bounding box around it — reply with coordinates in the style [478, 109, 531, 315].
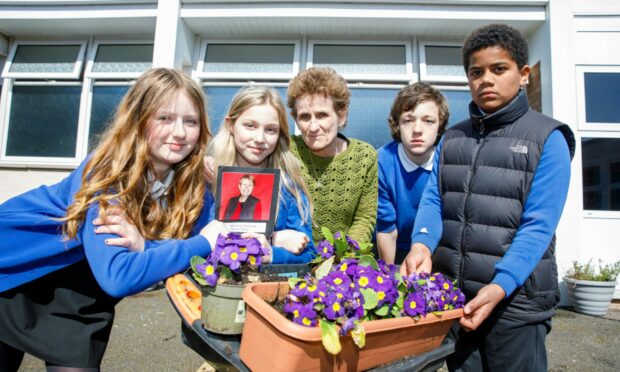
[564, 277, 617, 316]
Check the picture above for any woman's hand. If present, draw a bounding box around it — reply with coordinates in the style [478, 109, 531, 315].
[204, 156, 215, 184]
[199, 220, 228, 248]
[242, 232, 272, 264]
[94, 206, 145, 252]
[271, 229, 309, 255]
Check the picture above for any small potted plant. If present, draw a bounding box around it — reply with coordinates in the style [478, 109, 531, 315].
[238, 228, 465, 371]
[564, 259, 620, 316]
[190, 232, 269, 334]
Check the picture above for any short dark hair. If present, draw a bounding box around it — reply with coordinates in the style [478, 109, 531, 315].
[462, 24, 529, 72]
[388, 82, 449, 143]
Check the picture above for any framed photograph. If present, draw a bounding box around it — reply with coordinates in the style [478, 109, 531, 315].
[214, 166, 280, 236]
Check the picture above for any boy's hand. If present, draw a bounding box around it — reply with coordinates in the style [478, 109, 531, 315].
[94, 206, 145, 252]
[399, 243, 432, 276]
[459, 283, 505, 331]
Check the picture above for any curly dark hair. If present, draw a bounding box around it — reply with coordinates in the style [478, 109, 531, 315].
[388, 82, 449, 144]
[462, 24, 528, 72]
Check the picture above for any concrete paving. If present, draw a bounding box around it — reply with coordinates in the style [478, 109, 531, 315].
[17, 291, 620, 371]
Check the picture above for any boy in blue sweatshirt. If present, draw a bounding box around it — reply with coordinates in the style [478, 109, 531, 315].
[400, 24, 575, 371]
[376, 82, 448, 264]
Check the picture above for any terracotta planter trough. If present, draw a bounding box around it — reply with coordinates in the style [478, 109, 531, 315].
[239, 282, 463, 372]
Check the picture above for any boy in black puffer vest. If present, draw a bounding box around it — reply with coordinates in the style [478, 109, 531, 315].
[400, 24, 575, 371]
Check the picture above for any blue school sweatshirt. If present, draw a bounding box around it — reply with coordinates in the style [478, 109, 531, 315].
[411, 129, 571, 297]
[376, 141, 432, 252]
[0, 157, 213, 297]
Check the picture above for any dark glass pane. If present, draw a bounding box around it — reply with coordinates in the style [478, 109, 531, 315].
[10, 44, 81, 73]
[584, 72, 620, 123]
[343, 88, 397, 149]
[203, 86, 294, 135]
[441, 90, 471, 128]
[581, 137, 620, 211]
[610, 161, 620, 183]
[7, 85, 81, 157]
[204, 44, 294, 73]
[583, 191, 601, 210]
[92, 44, 153, 73]
[88, 85, 130, 151]
[583, 166, 600, 187]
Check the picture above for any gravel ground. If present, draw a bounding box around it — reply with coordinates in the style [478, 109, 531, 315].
[17, 291, 620, 372]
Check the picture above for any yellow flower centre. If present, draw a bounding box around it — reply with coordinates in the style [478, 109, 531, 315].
[336, 293, 343, 299]
[334, 278, 343, 285]
[249, 256, 256, 265]
[230, 252, 238, 260]
[308, 285, 317, 292]
[323, 247, 329, 253]
[430, 277, 436, 281]
[377, 291, 385, 300]
[302, 317, 312, 326]
[377, 276, 384, 284]
[293, 309, 299, 318]
[358, 277, 369, 287]
[299, 282, 307, 289]
[206, 266, 214, 275]
[332, 303, 341, 312]
[453, 294, 458, 301]
[319, 291, 326, 297]
[409, 301, 417, 309]
[340, 263, 348, 271]
[443, 283, 450, 290]
[240, 247, 247, 253]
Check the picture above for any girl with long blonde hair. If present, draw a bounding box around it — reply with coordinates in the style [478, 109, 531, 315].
[0, 68, 226, 371]
[210, 85, 315, 263]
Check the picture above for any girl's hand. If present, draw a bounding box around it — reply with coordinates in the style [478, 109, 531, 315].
[241, 232, 272, 264]
[204, 156, 215, 184]
[94, 207, 145, 252]
[271, 229, 309, 255]
[199, 220, 228, 248]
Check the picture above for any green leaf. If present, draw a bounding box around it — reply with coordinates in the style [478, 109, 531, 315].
[396, 293, 405, 309]
[351, 322, 366, 349]
[288, 277, 305, 289]
[360, 288, 378, 310]
[192, 272, 207, 286]
[375, 304, 390, 317]
[220, 267, 234, 281]
[391, 306, 401, 318]
[357, 255, 379, 270]
[334, 239, 348, 258]
[315, 256, 334, 280]
[321, 227, 334, 244]
[319, 319, 342, 355]
[358, 242, 374, 255]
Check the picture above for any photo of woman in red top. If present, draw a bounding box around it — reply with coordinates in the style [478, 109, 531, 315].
[223, 174, 262, 220]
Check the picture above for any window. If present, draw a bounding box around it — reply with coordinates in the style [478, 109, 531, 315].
[419, 42, 466, 83]
[196, 42, 300, 80]
[2, 42, 86, 79]
[0, 40, 152, 165]
[308, 42, 412, 81]
[577, 66, 620, 131]
[582, 137, 620, 212]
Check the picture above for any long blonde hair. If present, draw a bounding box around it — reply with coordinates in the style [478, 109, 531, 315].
[62, 68, 211, 240]
[210, 86, 312, 222]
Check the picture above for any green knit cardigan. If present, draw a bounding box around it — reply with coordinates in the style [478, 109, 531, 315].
[290, 134, 378, 244]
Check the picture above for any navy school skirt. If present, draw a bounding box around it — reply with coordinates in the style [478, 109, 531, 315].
[0, 259, 121, 367]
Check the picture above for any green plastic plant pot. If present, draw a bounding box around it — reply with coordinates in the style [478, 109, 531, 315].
[201, 282, 246, 335]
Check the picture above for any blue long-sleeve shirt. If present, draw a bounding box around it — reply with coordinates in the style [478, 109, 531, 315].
[376, 141, 432, 251]
[0, 157, 214, 297]
[411, 129, 571, 297]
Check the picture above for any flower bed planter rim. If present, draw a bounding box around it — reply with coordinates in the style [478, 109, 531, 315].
[242, 281, 464, 343]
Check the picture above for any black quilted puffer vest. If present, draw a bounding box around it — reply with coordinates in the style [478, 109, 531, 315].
[434, 91, 575, 322]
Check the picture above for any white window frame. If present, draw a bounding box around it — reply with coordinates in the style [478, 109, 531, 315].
[194, 40, 301, 81]
[576, 65, 620, 132]
[1, 40, 87, 80]
[307, 40, 414, 82]
[580, 130, 620, 219]
[85, 40, 153, 79]
[0, 80, 86, 167]
[419, 41, 467, 84]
